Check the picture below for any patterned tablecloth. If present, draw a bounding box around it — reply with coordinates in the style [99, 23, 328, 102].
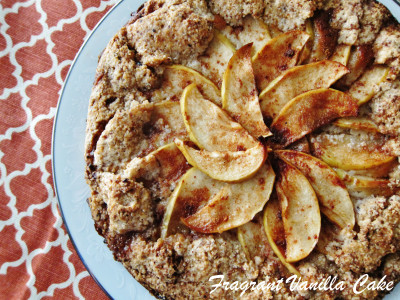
[0, 0, 120, 298]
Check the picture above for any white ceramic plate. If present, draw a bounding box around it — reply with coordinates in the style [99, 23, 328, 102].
[52, 0, 155, 299]
[52, 1, 400, 299]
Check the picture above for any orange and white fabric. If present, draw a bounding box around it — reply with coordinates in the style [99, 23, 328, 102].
[0, 0, 119, 298]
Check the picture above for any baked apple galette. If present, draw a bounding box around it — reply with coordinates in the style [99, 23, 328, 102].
[85, 0, 400, 298]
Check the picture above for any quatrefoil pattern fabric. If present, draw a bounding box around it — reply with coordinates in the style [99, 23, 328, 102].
[0, 0, 118, 298]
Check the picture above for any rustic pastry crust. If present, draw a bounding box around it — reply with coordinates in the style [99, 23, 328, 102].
[85, 0, 400, 299]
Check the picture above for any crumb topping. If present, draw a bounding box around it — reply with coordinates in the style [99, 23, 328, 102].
[263, 0, 318, 32]
[208, 0, 264, 26]
[370, 80, 400, 136]
[324, 0, 363, 45]
[374, 25, 400, 78]
[357, 0, 390, 45]
[335, 196, 400, 273]
[99, 173, 154, 234]
[94, 102, 154, 173]
[127, 0, 214, 66]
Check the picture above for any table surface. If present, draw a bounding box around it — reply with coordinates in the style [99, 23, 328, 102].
[0, 0, 119, 298]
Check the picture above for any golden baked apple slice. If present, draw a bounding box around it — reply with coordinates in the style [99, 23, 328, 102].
[240, 17, 271, 53]
[151, 65, 221, 105]
[161, 166, 230, 238]
[287, 137, 311, 154]
[276, 150, 355, 229]
[181, 83, 259, 151]
[335, 169, 399, 197]
[298, 19, 314, 64]
[333, 117, 379, 133]
[124, 142, 189, 182]
[335, 45, 374, 89]
[307, 10, 338, 63]
[275, 159, 321, 263]
[215, 29, 237, 51]
[180, 163, 275, 234]
[310, 132, 396, 170]
[191, 30, 236, 88]
[348, 65, 389, 106]
[268, 25, 284, 38]
[350, 159, 398, 178]
[238, 214, 271, 261]
[220, 16, 271, 56]
[270, 89, 358, 146]
[263, 195, 301, 276]
[221, 43, 272, 138]
[174, 139, 265, 182]
[252, 30, 309, 91]
[160, 174, 186, 239]
[330, 44, 352, 66]
[259, 60, 349, 121]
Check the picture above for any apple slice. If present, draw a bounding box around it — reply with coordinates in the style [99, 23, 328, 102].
[222, 44, 272, 138]
[276, 150, 355, 229]
[335, 169, 399, 197]
[330, 44, 352, 66]
[335, 45, 374, 89]
[268, 25, 284, 38]
[215, 30, 236, 51]
[298, 19, 314, 64]
[287, 137, 311, 154]
[238, 214, 272, 261]
[152, 65, 221, 105]
[220, 16, 271, 56]
[263, 195, 301, 276]
[174, 139, 265, 182]
[252, 30, 309, 91]
[124, 142, 189, 185]
[350, 159, 398, 178]
[348, 65, 389, 106]
[308, 10, 338, 63]
[263, 196, 300, 277]
[181, 83, 259, 151]
[333, 117, 379, 133]
[259, 60, 349, 121]
[275, 159, 321, 263]
[189, 30, 235, 88]
[160, 172, 189, 239]
[270, 88, 358, 146]
[161, 166, 229, 238]
[180, 163, 275, 233]
[310, 132, 396, 170]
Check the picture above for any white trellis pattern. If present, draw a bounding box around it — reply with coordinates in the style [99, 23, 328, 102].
[0, 0, 118, 298]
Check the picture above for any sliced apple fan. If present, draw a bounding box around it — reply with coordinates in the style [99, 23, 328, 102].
[156, 28, 393, 269]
